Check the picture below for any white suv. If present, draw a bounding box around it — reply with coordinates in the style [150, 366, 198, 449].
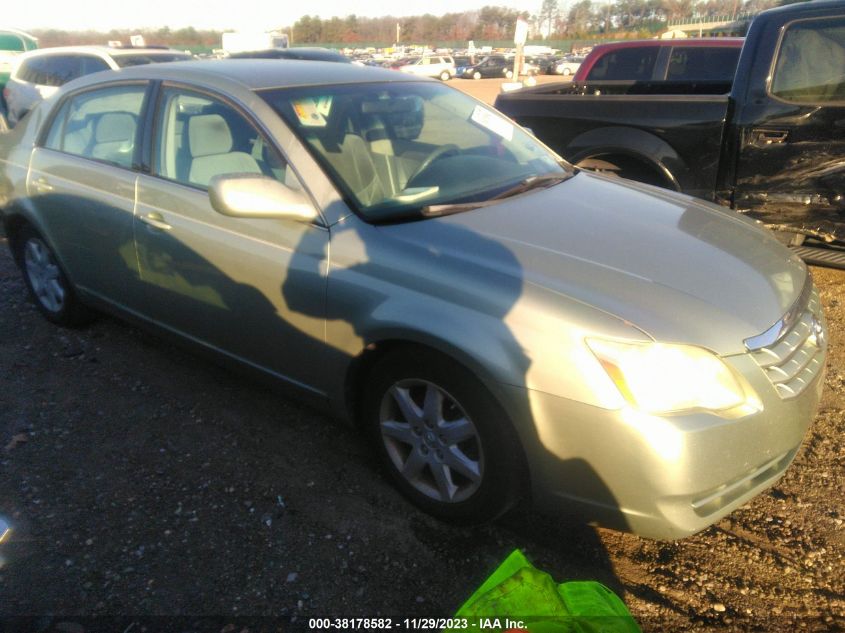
[3, 46, 191, 126]
[399, 55, 456, 81]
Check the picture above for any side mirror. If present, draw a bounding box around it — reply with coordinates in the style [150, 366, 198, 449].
[209, 174, 319, 223]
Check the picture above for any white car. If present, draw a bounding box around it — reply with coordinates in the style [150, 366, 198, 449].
[555, 56, 584, 76]
[3, 45, 191, 126]
[399, 55, 456, 81]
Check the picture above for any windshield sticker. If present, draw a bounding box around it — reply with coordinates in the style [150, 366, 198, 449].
[470, 105, 514, 142]
[292, 96, 333, 127]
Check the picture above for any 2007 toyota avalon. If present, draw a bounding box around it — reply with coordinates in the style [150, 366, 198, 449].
[0, 60, 827, 539]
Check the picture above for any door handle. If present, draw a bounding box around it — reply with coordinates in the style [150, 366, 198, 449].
[750, 129, 789, 147]
[139, 212, 172, 231]
[31, 177, 54, 193]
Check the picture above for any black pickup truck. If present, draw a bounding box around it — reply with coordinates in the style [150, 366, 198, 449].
[495, 0, 845, 267]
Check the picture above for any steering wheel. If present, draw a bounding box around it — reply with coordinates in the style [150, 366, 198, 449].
[407, 144, 460, 183]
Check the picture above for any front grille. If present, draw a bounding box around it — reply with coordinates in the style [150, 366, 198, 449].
[749, 287, 827, 399]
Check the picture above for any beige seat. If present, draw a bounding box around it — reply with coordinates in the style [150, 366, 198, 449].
[187, 114, 262, 187]
[90, 112, 137, 167]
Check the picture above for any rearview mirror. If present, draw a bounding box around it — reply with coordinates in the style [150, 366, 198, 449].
[209, 174, 319, 223]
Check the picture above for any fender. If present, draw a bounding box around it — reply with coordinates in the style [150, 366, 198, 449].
[566, 126, 683, 191]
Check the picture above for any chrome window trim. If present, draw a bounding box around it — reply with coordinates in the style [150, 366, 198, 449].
[744, 274, 813, 351]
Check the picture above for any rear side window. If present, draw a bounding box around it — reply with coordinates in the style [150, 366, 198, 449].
[667, 47, 740, 81]
[17, 54, 109, 86]
[771, 17, 845, 103]
[43, 85, 146, 168]
[587, 47, 659, 81]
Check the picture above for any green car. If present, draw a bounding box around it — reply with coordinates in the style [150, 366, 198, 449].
[0, 29, 37, 128]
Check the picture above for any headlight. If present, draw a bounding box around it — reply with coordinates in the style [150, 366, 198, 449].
[586, 338, 746, 415]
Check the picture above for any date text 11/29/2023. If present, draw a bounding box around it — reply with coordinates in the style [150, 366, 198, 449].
[307, 618, 528, 630]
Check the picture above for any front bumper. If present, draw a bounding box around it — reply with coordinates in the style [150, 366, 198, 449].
[499, 347, 825, 540]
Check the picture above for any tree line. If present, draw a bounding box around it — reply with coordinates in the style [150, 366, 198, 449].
[31, 0, 794, 50]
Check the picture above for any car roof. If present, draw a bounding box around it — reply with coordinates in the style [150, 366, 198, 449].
[70, 59, 425, 92]
[588, 38, 744, 53]
[17, 45, 189, 59]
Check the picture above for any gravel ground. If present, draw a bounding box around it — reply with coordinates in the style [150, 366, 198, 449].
[0, 78, 843, 632]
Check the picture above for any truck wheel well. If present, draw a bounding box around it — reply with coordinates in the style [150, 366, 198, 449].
[576, 153, 677, 190]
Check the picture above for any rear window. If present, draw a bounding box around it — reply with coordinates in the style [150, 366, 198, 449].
[17, 55, 110, 86]
[587, 46, 659, 81]
[667, 47, 740, 81]
[111, 53, 191, 68]
[0, 34, 26, 52]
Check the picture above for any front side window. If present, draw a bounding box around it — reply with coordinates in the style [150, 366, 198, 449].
[43, 84, 146, 168]
[262, 81, 567, 221]
[153, 87, 295, 190]
[771, 18, 845, 103]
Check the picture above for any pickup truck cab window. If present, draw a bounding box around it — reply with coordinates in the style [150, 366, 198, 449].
[771, 17, 845, 104]
[667, 46, 741, 82]
[588, 47, 658, 81]
[43, 84, 146, 169]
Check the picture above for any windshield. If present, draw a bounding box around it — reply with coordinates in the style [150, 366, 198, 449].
[260, 81, 569, 221]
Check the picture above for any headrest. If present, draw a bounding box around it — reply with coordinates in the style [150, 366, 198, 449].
[188, 114, 233, 158]
[94, 112, 136, 143]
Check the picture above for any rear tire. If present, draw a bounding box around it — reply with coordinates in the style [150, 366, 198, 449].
[439, 70, 451, 81]
[363, 348, 525, 523]
[15, 225, 92, 326]
[505, 69, 514, 79]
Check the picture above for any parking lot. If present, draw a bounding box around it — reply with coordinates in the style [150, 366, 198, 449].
[0, 75, 843, 632]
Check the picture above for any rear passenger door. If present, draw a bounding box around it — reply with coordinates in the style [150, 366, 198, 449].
[27, 82, 149, 307]
[134, 85, 330, 389]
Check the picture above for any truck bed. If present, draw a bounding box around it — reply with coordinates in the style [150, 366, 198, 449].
[496, 87, 731, 200]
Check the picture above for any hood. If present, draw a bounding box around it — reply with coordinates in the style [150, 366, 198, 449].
[378, 172, 808, 356]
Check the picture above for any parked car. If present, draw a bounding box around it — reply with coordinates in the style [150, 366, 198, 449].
[0, 29, 38, 130]
[527, 55, 557, 75]
[227, 47, 351, 63]
[555, 55, 584, 76]
[496, 1, 845, 266]
[572, 37, 743, 83]
[398, 55, 456, 80]
[0, 60, 826, 540]
[460, 55, 514, 79]
[388, 56, 418, 70]
[3, 45, 192, 127]
[453, 54, 477, 77]
[0, 29, 37, 88]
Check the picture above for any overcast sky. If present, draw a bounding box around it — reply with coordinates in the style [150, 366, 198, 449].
[7, 0, 544, 32]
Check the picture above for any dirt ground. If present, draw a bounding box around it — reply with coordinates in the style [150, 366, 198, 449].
[0, 77, 843, 633]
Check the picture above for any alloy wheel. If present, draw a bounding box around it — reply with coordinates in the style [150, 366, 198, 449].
[379, 379, 484, 504]
[24, 238, 65, 314]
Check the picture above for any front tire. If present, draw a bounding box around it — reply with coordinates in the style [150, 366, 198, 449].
[16, 226, 91, 326]
[472, 71, 482, 80]
[363, 348, 525, 523]
[505, 69, 514, 79]
[439, 70, 451, 81]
